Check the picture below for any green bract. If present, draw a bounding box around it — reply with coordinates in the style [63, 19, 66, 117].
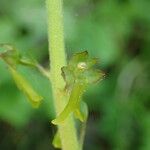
[52, 51, 104, 125]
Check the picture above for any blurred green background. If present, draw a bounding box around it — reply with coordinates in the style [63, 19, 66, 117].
[0, 0, 150, 150]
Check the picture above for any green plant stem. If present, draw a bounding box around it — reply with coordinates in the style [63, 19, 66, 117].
[46, 0, 79, 150]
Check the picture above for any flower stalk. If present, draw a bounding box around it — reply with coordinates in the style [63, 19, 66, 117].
[46, 0, 79, 150]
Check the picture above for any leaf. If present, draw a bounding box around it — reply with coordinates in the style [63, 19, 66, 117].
[8, 66, 43, 108]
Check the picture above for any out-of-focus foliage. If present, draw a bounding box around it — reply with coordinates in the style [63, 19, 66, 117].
[0, 0, 150, 150]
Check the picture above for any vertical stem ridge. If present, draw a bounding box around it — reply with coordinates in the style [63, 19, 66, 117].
[46, 0, 79, 149]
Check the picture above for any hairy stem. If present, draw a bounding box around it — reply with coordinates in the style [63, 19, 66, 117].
[46, 0, 79, 150]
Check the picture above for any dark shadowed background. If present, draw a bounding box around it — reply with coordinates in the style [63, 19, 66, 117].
[0, 0, 150, 150]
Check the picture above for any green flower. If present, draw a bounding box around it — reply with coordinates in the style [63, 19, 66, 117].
[62, 51, 104, 85]
[52, 51, 104, 125]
